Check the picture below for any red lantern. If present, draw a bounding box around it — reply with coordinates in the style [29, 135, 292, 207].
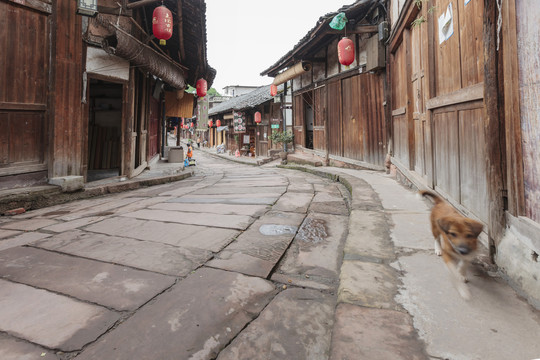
[216, 119, 221, 127]
[254, 111, 262, 124]
[208, 120, 213, 127]
[338, 37, 355, 66]
[152, 6, 173, 46]
[270, 84, 277, 97]
[196, 79, 207, 97]
[190, 122, 194, 128]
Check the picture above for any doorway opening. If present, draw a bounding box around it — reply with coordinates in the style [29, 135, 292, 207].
[304, 92, 314, 149]
[87, 79, 122, 182]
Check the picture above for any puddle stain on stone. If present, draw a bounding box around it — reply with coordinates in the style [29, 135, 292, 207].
[297, 218, 328, 245]
[259, 224, 298, 236]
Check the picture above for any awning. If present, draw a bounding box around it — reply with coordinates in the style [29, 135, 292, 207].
[217, 126, 229, 132]
[101, 23, 186, 89]
[272, 61, 312, 86]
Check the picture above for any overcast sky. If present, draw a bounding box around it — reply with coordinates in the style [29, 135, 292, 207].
[205, 0, 352, 93]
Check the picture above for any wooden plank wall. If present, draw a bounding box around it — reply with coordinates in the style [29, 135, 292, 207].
[515, 1, 540, 223]
[0, 1, 49, 182]
[391, 0, 488, 223]
[391, 37, 409, 167]
[293, 95, 305, 148]
[326, 81, 342, 156]
[312, 86, 326, 151]
[52, 0, 84, 177]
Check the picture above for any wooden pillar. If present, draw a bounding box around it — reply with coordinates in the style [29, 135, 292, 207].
[483, 0, 506, 260]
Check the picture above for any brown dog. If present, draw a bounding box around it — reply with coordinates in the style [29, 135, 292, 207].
[420, 190, 484, 299]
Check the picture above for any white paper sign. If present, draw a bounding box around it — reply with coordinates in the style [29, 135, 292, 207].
[438, 3, 454, 44]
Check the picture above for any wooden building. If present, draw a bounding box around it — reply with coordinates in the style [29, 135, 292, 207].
[261, 0, 388, 171]
[208, 85, 285, 157]
[389, 0, 539, 307]
[0, 0, 214, 190]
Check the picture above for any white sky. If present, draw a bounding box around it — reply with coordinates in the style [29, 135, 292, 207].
[205, 0, 353, 93]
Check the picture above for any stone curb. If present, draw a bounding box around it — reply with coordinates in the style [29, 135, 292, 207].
[1, 172, 193, 215]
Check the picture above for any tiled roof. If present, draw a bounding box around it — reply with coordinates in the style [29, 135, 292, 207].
[209, 85, 273, 115]
[260, 0, 376, 77]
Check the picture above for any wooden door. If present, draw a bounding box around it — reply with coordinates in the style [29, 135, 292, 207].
[148, 96, 160, 160]
[411, 18, 428, 179]
[327, 80, 342, 156]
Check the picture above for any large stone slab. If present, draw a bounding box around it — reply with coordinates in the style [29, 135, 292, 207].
[33, 230, 212, 276]
[0, 280, 119, 351]
[345, 210, 395, 260]
[0, 229, 21, 239]
[330, 304, 427, 360]
[272, 192, 313, 213]
[0, 333, 58, 360]
[338, 260, 399, 310]
[191, 185, 286, 195]
[151, 202, 270, 217]
[0, 232, 51, 252]
[0, 218, 58, 231]
[208, 211, 305, 277]
[390, 211, 434, 250]
[76, 268, 277, 360]
[84, 217, 238, 252]
[120, 209, 254, 230]
[309, 191, 349, 215]
[217, 288, 335, 360]
[167, 193, 279, 205]
[272, 213, 348, 291]
[0, 247, 175, 311]
[397, 252, 540, 360]
[53, 197, 145, 221]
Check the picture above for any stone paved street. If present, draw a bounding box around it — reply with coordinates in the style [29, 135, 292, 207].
[0, 148, 539, 360]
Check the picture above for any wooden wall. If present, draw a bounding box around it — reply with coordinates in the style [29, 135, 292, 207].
[0, 0, 50, 188]
[295, 72, 386, 167]
[515, 1, 540, 223]
[51, 0, 84, 178]
[390, 0, 488, 223]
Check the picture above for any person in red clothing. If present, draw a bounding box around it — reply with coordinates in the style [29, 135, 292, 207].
[186, 144, 193, 159]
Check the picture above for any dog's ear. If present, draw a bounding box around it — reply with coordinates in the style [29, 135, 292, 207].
[437, 217, 453, 234]
[466, 220, 484, 237]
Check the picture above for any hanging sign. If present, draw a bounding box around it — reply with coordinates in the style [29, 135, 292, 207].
[77, 0, 98, 16]
[233, 111, 246, 133]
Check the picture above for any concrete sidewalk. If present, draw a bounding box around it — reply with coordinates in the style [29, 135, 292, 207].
[284, 164, 540, 360]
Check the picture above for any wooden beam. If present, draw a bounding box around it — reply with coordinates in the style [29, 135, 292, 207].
[326, 25, 378, 35]
[483, 0, 506, 259]
[426, 83, 484, 109]
[177, 0, 186, 62]
[126, 0, 160, 9]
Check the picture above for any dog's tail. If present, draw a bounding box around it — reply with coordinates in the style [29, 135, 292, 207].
[419, 190, 444, 204]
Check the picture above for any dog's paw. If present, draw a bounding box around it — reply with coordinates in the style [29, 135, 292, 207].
[459, 275, 469, 283]
[435, 249, 442, 256]
[457, 283, 471, 300]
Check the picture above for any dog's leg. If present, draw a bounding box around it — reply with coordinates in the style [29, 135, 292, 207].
[442, 253, 471, 300]
[434, 237, 442, 256]
[457, 260, 469, 283]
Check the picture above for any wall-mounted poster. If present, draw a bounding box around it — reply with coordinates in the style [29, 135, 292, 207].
[233, 111, 246, 133]
[438, 3, 454, 44]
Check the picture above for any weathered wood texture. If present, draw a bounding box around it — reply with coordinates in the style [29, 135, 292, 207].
[51, 0, 84, 178]
[148, 96, 160, 160]
[293, 94, 305, 148]
[313, 86, 326, 151]
[501, 0, 525, 218]
[391, 0, 489, 224]
[514, 0, 540, 223]
[0, 1, 49, 181]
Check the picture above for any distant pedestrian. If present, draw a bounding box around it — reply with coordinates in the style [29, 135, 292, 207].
[197, 137, 201, 148]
